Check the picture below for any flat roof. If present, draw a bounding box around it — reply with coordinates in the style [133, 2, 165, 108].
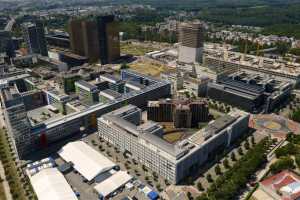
[125, 81, 145, 91]
[75, 80, 98, 91]
[58, 141, 115, 181]
[94, 171, 132, 197]
[188, 115, 237, 146]
[30, 168, 78, 200]
[100, 89, 122, 99]
[100, 74, 122, 84]
[27, 105, 63, 126]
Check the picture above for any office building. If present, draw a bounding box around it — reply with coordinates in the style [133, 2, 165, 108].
[0, 30, 14, 58]
[0, 86, 33, 158]
[99, 89, 122, 103]
[68, 15, 120, 64]
[45, 89, 70, 114]
[75, 80, 99, 105]
[97, 15, 120, 64]
[207, 71, 293, 113]
[45, 33, 70, 48]
[99, 74, 124, 93]
[0, 70, 171, 158]
[178, 23, 204, 64]
[69, 19, 85, 56]
[204, 48, 300, 86]
[23, 21, 48, 56]
[98, 105, 249, 183]
[147, 99, 209, 128]
[58, 51, 88, 68]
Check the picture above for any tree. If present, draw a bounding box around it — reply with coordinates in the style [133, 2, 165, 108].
[275, 143, 298, 158]
[223, 159, 230, 169]
[197, 182, 204, 191]
[196, 138, 269, 200]
[231, 152, 236, 161]
[238, 147, 244, 156]
[120, 62, 129, 69]
[251, 136, 256, 145]
[244, 141, 250, 150]
[206, 173, 213, 183]
[295, 154, 300, 168]
[187, 191, 193, 200]
[196, 196, 209, 200]
[214, 165, 222, 175]
[270, 157, 295, 174]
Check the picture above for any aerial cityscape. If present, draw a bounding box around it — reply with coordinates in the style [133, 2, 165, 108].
[1, 0, 300, 200]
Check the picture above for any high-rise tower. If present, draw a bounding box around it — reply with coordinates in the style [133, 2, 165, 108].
[68, 15, 120, 64]
[23, 21, 48, 56]
[178, 23, 204, 64]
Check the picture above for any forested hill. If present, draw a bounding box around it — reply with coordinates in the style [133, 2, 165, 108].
[113, 0, 300, 10]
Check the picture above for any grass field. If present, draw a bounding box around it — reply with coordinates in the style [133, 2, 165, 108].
[121, 42, 158, 56]
[129, 59, 174, 77]
[163, 132, 184, 144]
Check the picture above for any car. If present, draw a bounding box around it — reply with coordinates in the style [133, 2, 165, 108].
[73, 188, 80, 197]
[113, 165, 120, 171]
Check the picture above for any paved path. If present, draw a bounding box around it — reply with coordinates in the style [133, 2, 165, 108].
[0, 161, 13, 200]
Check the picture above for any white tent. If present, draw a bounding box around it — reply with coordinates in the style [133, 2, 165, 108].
[30, 168, 77, 200]
[58, 141, 115, 181]
[94, 171, 132, 198]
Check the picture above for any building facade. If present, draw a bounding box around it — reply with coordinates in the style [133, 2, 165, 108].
[23, 22, 48, 56]
[178, 23, 204, 64]
[98, 105, 250, 184]
[68, 15, 120, 64]
[147, 99, 209, 128]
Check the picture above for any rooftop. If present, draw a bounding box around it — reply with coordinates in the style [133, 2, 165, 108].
[94, 171, 132, 197]
[205, 49, 300, 77]
[188, 115, 237, 146]
[58, 141, 116, 181]
[99, 89, 122, 99]
[29, 168, 78, 200]
[256, 170, 300, 200]
[75, 80, 98, 92]
[27, 105, 63, 126]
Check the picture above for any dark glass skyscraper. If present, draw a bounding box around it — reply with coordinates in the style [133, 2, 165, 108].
[69, 15, 120, 64]
[0, 30, 15, 58]
[23, 21, 48, 56]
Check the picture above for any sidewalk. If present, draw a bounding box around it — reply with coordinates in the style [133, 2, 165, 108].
[0, 161, 13, 200]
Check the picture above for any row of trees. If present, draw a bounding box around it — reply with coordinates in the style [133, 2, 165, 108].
[0, 129, 37, 200]
[196, 138, 270, 200]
